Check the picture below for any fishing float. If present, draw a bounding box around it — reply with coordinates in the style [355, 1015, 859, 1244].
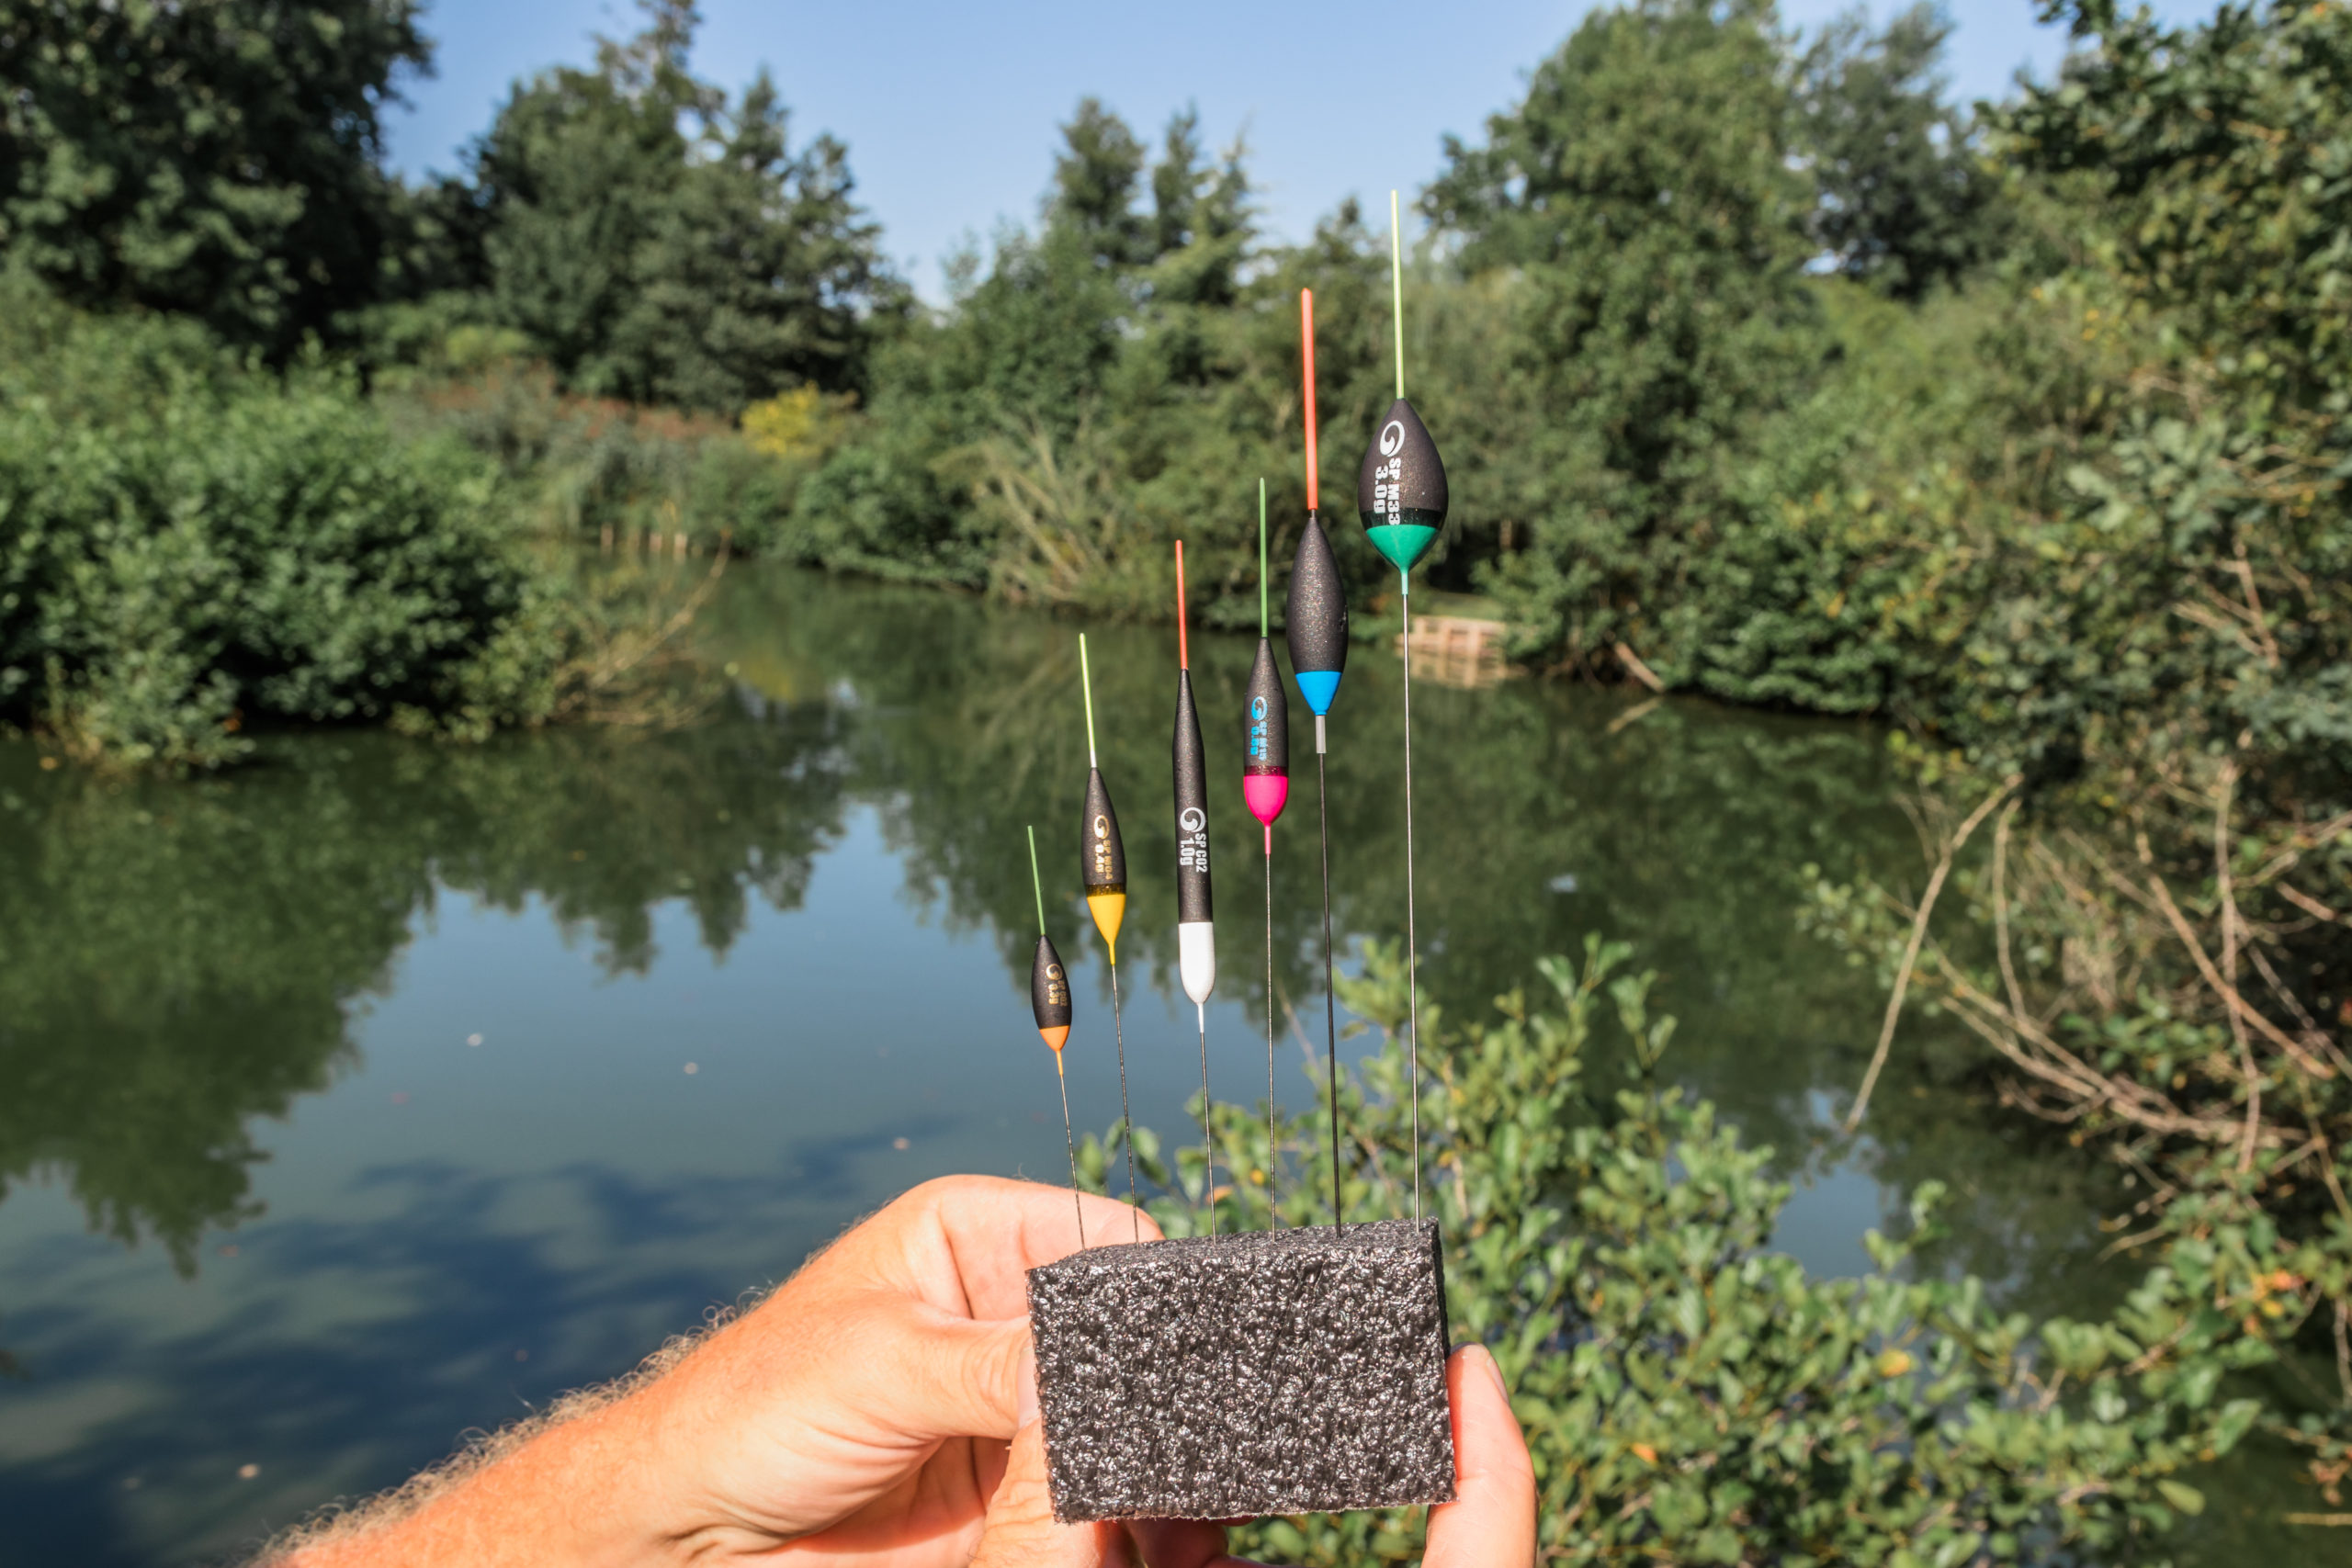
[1170, 541, 1219, 1235]
[1026, 825, 1085, 1245]
[1077, 634, 1140, 1241]
[1242, 478, 1290, 1224]
[1356, 191, 1448, 1226]
[1020, 286, 1456, 1537]
[1287, 287, 1351, 1233]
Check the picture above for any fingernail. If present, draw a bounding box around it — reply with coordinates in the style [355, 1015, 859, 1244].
[1015, 1349, 1040, 1428]
[1471, 1344, 1509, 1401]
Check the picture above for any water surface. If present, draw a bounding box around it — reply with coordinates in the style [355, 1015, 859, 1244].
[0, 566, 2333, 1563]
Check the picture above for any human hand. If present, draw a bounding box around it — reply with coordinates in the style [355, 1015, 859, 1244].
[969, 1340, 1536, 1568]
[649, 1175, 1150, 1563]
[277, 1175, 1536, 1568]
[278, 1175, 1148, 1568]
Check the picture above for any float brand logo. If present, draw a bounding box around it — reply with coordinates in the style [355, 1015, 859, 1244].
[1178, 806, 1209, 874]
[1373, 423, 1407, 525]
[1091, 815, 1115, 881]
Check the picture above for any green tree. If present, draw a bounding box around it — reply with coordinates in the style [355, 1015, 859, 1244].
[1794, 3, 2005, 299]
[0, 279, 581, 768]
[787, 97, 1264, 607]
[1080, 942, 2268, 1566]
[1425, 0, 1826, 666]
[1053, 98, 1152, 272]
[471, 0, 892, 412]
[0, 0, 431, 356]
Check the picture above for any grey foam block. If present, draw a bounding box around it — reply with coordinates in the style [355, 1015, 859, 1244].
[1026, 1218, 1455, 1522]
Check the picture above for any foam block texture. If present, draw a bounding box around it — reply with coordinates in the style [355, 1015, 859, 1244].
[1026, 1219, 1454, 1522]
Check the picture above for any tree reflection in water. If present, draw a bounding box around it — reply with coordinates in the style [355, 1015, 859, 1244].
[0, 564, 2139, 1322]
[0, 705, 854, 1276]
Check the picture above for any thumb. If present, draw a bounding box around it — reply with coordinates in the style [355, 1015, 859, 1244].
[1427, 1345, 1537, 1568]
[867, 1306, 1034, 1442]
[973, 1419, 1128, 1568]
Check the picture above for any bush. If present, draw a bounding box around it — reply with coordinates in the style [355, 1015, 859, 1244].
[375, 337, 843, 559]
[1089, 940, 2271, 1565]
[0, 286, 571, 767]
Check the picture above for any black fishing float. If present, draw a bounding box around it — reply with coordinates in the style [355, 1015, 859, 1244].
[1288, 288, 1351, 1234]
[1357, 191, 1449, 1226]
[1027, 824, 1083, 1246]
[1171, 541, 1218, 1235]
[1242, 478, 1290, 1224]
[1077, 634, 1140, 1241]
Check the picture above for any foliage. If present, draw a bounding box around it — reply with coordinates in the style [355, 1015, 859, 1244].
[0, 0, 430, 357]
[0, 279, 723, 766]
[1978, 0, 2352, 784]
[1771, 11, 2352, 1404]
[1468, 0, 2352, 799]
[1424, 0, 1826, 666]
[1086, 941, 2271, 1566]
[779, 0, 1986, 637]
[6, 0, 2352, 1522]
[1781, 0, 2352, 1445]
[360, 313, 865, 571]
[1805, 751, 2352, 1518]
[1793, 0, 2352, 1438]
[781, 96, 1291, 614]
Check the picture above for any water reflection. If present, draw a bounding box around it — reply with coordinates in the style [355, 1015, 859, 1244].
[703, 572, 2115, 1277]
[0, 713, 854, 1271]
[0, 565, 2273, 1564]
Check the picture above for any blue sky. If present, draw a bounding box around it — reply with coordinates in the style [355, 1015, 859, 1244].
[383, 1, 2219, 300]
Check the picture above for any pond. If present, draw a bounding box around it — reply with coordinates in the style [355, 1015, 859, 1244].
[0, 563, 2337, 1565]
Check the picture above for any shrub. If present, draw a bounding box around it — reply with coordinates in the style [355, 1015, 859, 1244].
[0, 287, 570, 767]
[377, 339, 840, 559]
[1090, 940, 2271, 1565]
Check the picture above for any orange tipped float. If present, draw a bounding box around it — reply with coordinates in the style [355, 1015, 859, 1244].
[1027, 825, 1084, 1244]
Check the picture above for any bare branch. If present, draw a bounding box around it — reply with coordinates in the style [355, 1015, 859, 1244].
[2145, 866, 2336, 1081]
[1847, 776, 2021, 1133]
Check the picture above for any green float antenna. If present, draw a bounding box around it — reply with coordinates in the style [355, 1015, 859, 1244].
[1356, 189, 1451, 1226]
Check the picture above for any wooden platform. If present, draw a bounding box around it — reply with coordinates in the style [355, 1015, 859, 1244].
[1396, 615, 1510, 688]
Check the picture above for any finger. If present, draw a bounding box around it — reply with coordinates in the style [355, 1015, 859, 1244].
[1426, 1346, 1537, 1568]
[973, 1420, 1128, 1568]
[1127, 1517, 1273, 1568]
[870, 1308, 1034, 1441]
[802, 1178, 1155, 1325]
[932, 1178, 1166, 1319]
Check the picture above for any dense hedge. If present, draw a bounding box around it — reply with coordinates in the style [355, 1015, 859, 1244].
[0, 283, 570, 767]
